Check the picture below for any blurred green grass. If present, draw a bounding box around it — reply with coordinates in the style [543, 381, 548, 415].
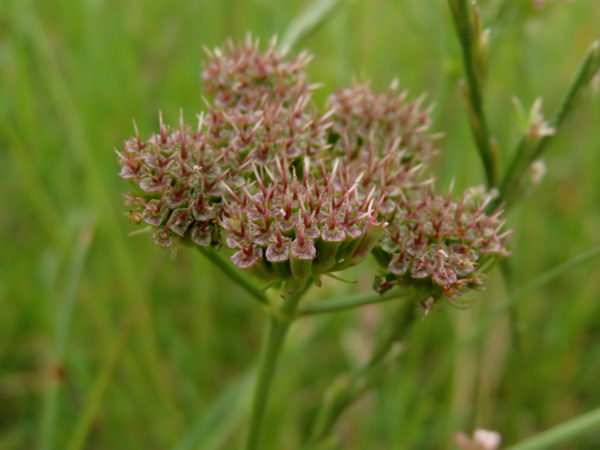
[1, 0, 600, 448]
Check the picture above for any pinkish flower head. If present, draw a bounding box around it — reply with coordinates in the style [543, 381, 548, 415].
[118, 37, 394, 285]
[373, 187, 511, 301]
[117, 36, 511, 297]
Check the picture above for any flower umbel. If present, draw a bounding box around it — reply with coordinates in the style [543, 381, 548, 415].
[117, 35, 511, 300]
[118, 37, 392, 287]
[372, 187, 511, 301]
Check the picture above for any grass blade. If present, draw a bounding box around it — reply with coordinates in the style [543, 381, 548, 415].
[278, 0, 343, 51]
[505, 406, 600, 450]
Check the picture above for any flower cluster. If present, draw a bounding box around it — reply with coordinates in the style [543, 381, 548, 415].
[117, 36, 511, 301]
[327, 82, 440, 216]
[372, 188, 511, 300]
[202, 36, 311, 110]
[118, 37, 391, 286]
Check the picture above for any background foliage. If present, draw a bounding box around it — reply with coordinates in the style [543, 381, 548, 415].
[1, 0, 600, 448]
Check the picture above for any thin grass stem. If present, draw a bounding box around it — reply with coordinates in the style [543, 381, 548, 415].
[278, 0, 343, 52]
[505, 406, 600, 450]
[65, 307, 138, 450]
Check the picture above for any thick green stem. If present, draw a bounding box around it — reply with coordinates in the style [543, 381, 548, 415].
[246, 316, 292, 450]
[246, 283, 308, 450]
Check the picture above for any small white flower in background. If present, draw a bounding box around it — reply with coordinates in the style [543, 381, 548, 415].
[528, 160, 546, 186]
[591, 68, 600, 93]
[463, 185, 499, 207]
[512, 97, 555, 139]
[455, 428, 502, 450]
[528, 98, 555, 139]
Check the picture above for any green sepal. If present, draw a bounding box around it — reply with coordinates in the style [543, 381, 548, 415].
[335, 222, 386, 270]
[290, 239, 316, 280]
[312, 227, 345, 275]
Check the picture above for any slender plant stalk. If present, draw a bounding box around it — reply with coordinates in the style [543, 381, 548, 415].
[448, 0, 498, 187]
[496, 37, 600, 210]
[278, 0, 343, 52]
[41, 219, 95, 450]
[66, 307, 138, 450]
[197, 247, 267, 305]
[505, 406, 600, 450]
[533, 39, 600, 156]
[246, 282, 310, 450]
[309, 298, 418, 444]
[298, 288, 407, 316]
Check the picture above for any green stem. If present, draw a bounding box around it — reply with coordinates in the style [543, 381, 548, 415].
[448, 0, 498, 187]
[297, 288, 407, 316]
[246, 282, 309, 450]
[505, 406, 600, 450]
[494, 137, 528, 209]
[197, 247, 266, 305]
[66, 307, 137, 450]
[528, 39, 600, 163]
[496, 38, 600, 211]
[246, 317, 292, 450]
[309, 298, 418, 443]
[278, 0, 343, 52]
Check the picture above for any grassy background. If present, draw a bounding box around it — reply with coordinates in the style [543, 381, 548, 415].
[2, 0, 600, 448]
